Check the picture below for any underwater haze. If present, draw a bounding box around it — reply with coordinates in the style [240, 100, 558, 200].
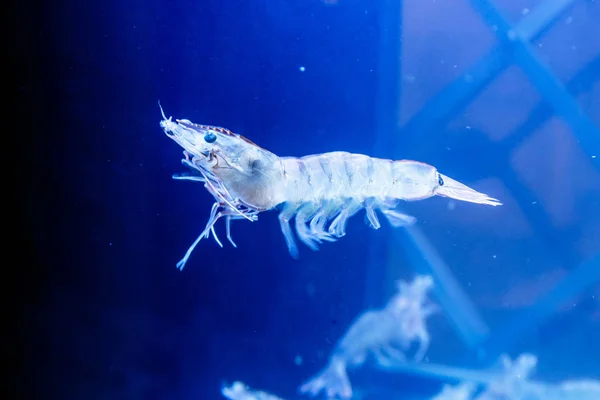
[18, 0, 600, 399]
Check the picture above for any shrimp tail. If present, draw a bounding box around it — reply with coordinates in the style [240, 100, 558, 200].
[299, 359, 353, 399]
[435, 174, 502, 206]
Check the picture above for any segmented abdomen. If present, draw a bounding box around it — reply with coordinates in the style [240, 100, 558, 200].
[276, 152, 436, 257]
[280, 151, 438, 204]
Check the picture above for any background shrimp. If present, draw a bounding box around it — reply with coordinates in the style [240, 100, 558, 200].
[160, 107, 502, 268]
[298, 274, 439, 400]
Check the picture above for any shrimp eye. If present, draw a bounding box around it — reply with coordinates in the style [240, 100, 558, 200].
[437, 174, 444, 186]
[204, 132, 217, 143]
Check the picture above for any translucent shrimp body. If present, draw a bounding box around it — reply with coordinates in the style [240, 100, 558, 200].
[159, 106, 501, 268]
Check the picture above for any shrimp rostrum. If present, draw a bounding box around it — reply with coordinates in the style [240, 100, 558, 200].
[159, 105, 502, 269]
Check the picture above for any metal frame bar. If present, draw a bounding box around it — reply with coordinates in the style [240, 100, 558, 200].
[398, 0, 579, 154]
[469, 0, 600, 170]
[499, 55, 600, 153]
[373, 0, 600, 357]
[384, 1, 589, 306]
[483, 252, 600, 358]
[465, 0, 600, 358]
[399, 227, 490, 347]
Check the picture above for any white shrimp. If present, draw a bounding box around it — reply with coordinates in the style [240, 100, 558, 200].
[298, 275, 438, 399]
[159, 104, 502, 269]
[222, 381, 285, 400]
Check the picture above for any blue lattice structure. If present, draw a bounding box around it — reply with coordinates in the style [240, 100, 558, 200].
[369, 0, 600, 381]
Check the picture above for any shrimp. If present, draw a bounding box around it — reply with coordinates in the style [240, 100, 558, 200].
[428, 353, 600, 400]
[430, 383, 477, 400]
[221, 381, 285, 400]
[159, 104, 502, 269]
[298, 275, 438, 399]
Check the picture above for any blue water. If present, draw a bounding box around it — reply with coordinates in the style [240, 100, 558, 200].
[20, 0, 600, 399]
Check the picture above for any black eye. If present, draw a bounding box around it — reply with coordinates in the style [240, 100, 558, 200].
[204, 132, 217, 143]
[437, 174, 444, 186]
